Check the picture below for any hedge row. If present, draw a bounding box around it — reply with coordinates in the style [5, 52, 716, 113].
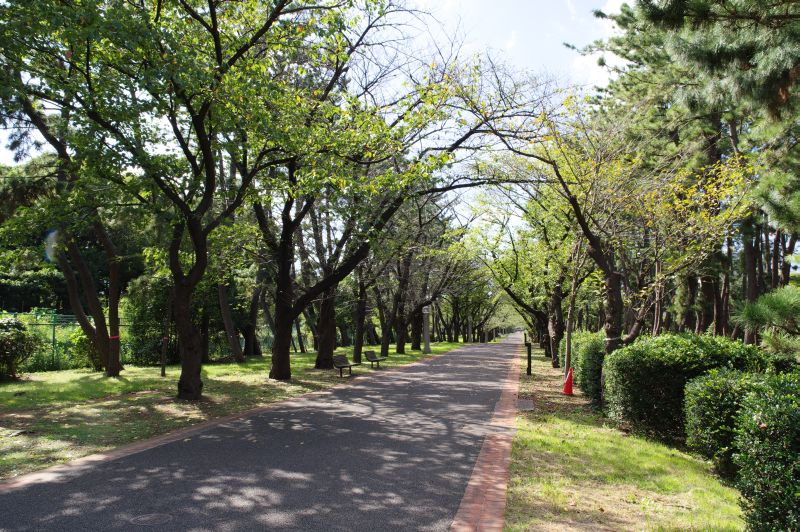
[603, 334, 785, 441]
[734, 373, 800, 531]
[599, 332, 798, 530]
[559, 331, 605, 403]
[684, 369, 768, 478]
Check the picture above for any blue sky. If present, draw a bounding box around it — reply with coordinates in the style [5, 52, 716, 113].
[414, 0, 625, 86]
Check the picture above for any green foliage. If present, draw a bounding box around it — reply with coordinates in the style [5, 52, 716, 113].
[685, 369, 768, 478]
[65, 328, 101, 371]
[561, 330, 605, 403]
[603, 334, 768, 441]
[738, 285, 800, 361]
[123, 274, 178, 366]
[0, 317, 39, 379]
[734, 372, 800, 532]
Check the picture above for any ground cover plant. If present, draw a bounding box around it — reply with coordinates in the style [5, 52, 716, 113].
[506, 352, 744, 531]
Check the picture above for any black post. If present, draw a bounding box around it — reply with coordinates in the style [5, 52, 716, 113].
[526, 342, 532, 376]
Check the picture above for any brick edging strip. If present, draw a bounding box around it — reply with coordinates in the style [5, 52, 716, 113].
[450, 341, 522, 532]
[0, 344, 483, 494]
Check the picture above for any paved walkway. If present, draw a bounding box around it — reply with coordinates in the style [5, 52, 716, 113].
[0, 335, 521, 531]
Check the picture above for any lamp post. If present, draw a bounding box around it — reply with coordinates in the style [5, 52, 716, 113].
[422, 305, 431, 354]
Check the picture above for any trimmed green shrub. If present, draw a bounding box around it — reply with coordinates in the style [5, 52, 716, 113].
[603, 334, 768, 441]
[685, 369, 768, 477]
[560, 331, 605, 403]
[734, 372, 800, 532]
[0, 317, 40, 379]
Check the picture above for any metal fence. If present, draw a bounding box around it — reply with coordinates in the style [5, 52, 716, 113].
[1, 310, 131, 371]
[2, 310, 284, 371]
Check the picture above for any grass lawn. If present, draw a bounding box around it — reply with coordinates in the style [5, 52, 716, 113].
[505, 351, 744, 532]
[0, 342, 460, 480]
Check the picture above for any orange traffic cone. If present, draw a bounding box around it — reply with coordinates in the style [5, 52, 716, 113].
[563, 367, 574, 396]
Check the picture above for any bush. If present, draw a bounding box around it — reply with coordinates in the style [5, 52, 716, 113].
[685, 369, 768, 477]
[0, 317, 40, 379]
[65, 328, 102, 370]
[734, 372, 800, 532]
[603, 334, 768, 441]
[560, 331, 605, 403]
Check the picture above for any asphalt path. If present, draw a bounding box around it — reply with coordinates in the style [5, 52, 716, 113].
[0, 335, 519, 532]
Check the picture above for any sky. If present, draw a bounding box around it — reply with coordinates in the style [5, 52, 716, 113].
[0, 1, 626, 166]
[413, 0, 626, 87]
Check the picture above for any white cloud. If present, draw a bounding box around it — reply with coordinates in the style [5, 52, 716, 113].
[565, 0, 576, 16]
[603, 0, 625, 14]
[570, 52, 611, 88]
[504, 30, 518, 51]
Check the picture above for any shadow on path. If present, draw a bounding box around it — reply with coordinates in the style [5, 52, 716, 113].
[0, 336, 520, 532]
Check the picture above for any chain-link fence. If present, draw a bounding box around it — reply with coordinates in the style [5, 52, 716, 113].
[0, 310, 131, 372]
[2, 309, 285, 372]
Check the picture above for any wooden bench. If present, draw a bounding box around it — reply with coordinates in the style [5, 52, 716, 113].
[364, 350, 387, 369]
[332, 354, 358, 377]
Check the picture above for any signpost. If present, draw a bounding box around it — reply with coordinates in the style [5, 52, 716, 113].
[525, 340, 532, 376]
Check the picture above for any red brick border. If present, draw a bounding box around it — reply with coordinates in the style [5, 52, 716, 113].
[450, 341, 522, 532]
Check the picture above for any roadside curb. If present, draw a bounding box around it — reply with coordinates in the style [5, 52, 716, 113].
[450, 339, 522, 531]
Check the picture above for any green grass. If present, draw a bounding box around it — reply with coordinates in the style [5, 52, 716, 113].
[505, 352, 744, 532]
[0, 342, 460, 480]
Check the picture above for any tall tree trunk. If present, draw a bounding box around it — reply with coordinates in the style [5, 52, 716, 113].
[771, 229, 781, 289]
[547, 281, 564, 369]
[721, 236, 732, 337]
[712, 278, 725, 336]
[93, 221, 122, 377]
[168, 219, 209, 399]
[395, 321, 407, 354]
[604, 270, 624, 356]
[652, 261, 662, 336]
[353, 276, 367, 364]
[374, 287, 391, 357]
[680, 275, 697, 332]
[271, 300, 294, 379]
[65, 236, 111, 371]
[56, 251, 103, 371]
[243, 283, 262, 358]
[269, 232, 294, 380]
[781, 234, 797, 286]
[756, 224, 765, 292]
[743, 220, 759, 344]
[218, 283, 244, 362]
[174, 283, 203, 399]
[410, 310, 423, 350]
[294, 320, 306, 353]
[565, 272, 579, 378]
[338, 320, 351, 347]
[314, 287, 338, 369]
[366, 321, 378, 345]
[697, 276, 716, 333]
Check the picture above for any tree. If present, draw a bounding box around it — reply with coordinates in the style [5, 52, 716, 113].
[0, 0, 377, 397]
